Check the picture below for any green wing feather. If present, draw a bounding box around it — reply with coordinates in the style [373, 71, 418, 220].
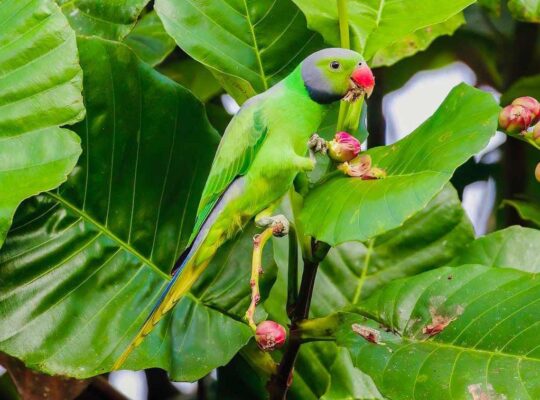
[189, 98, 268, 243]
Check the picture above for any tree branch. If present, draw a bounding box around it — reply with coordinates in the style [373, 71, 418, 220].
[266, 240, 330, 400]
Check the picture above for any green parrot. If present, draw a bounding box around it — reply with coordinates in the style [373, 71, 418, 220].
[113, 48, 374, 369]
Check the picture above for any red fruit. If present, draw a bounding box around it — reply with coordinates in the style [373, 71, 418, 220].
[498, 105, 533, 133]
[255, 321, 286, 351]
[512, 96, 540, 123]
[328, 132, 361, 162]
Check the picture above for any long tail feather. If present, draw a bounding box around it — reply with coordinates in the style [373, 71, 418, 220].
[113, 256, 210, 370]
[113, 178, 244, 370]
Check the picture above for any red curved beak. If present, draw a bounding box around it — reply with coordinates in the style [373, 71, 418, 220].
[351, 64, 375, 98]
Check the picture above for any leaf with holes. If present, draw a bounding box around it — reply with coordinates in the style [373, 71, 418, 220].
[56, 0, 149, 39]
[291, 0, 474, 63]
[241, 185, 473, 399]
[335, 264, 540, 399]
[0, 0, 84, 249]
[155, 0, 324, 103]
[0, 37, 278, 381]
[300, 84, 499, 245]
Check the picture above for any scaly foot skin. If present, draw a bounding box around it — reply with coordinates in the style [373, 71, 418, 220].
[256, 214, 289, 237]
[308, 133, 327, 155]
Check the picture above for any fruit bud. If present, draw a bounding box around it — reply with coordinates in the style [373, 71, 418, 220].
[338, 155, 372, 177]
[255, 321, 286, 351]
[498, 105, 533, 133]
[327, 132, 361, 162]
[533, 122, 540, 144]
[536, 162, 540, 183]
[512, 96, 540, 123]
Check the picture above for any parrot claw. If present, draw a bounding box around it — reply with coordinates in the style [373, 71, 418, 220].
[256, 214, 289, 237]
[308, 134, 327, 155]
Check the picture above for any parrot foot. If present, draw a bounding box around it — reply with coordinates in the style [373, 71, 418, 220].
[256, 214, 289, 237]
[245, 228, 274, 331]
[308, 133, 327, 155]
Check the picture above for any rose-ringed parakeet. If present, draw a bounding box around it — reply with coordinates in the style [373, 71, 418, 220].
[113, 48, 375, 369]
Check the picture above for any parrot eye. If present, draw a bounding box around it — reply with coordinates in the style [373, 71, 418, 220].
[330, 61, 341, 70]
[358, 62, 363, 66]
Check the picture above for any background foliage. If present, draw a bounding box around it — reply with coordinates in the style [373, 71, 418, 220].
[0, 0, 539, 399]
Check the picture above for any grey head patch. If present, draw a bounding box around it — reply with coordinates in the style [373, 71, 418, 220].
[301, 48, 360, 104]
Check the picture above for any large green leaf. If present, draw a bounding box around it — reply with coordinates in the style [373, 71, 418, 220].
[155, 0, 324, 103]
[57, 0, 149, 39]
[291, 0, 474, 62]
[502, 200, 540, 227]
[0, 37, 274, 381]
[451, 226, 540, 271]
[124, 10, 176, 66]
[300, 84, 499, 245]
[321, 348, 383, 400]
[336, 264, 540, 399]
[370, 14, 464, 68]
[508, 0, 540, 22]
[158, 59, 223, 103]
[240, 185, 473, 399]
[0, 0, 84, 248]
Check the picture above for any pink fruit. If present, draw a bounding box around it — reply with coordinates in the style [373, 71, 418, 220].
[255, 321, 286, 351]
[328, 132, 361, 162]
[498, 105, 533, 133]
[512, 96, 540, 123]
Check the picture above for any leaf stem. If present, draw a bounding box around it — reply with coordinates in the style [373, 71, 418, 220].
[292, 314, 340, 341]
[352, 239, 374, 304]
[287, 224, 299, 318]
[336, 0, 350, 133]
[344, 97, 364, 133]
[337, 0, 350, 49]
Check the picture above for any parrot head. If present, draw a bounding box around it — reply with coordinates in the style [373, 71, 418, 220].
[301, 48, 374, 104]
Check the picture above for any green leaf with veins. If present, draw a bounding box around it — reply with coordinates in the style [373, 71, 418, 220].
[300, 84, 499, 246]
[321, 348, 383, 400]
[124, 10, 176, 66]
[291, 0, 474, 62]
[370, 14, 464, 68]
[502, 200, 540, 227]
[450, 226, 540, 271]
[335, 263, 540, 400]
[158, 59, 223, 103]
[155, 0, 325, 104]
[0, 0, 84, 249]
[0, 37, 276, 381]
[232, 185, 473, 399]
[56, 0, 149, 39]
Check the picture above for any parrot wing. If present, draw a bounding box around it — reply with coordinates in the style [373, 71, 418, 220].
[113, 98, 271, 370]
[189, 97, 269, 243]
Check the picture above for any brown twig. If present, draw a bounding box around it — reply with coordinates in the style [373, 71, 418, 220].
[266, 240, 330, 400]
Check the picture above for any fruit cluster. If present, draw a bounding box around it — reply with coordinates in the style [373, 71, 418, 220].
[499, 96, 540, 144]
[327, 132, 386, 179]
